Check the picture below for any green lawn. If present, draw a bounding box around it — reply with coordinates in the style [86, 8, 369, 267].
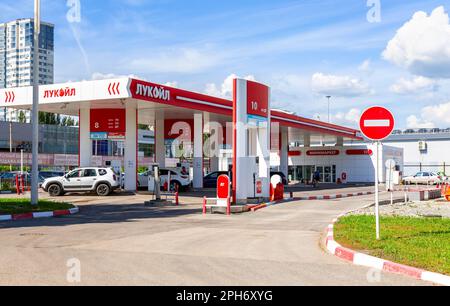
[0, 198, 74, 215]
[334, 215, 450, 275]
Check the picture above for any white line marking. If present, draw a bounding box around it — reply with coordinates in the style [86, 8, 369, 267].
[364, 119, 390, 127]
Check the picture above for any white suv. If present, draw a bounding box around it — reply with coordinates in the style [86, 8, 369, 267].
[42, 168, 120, 197]
[121, 168, 191, 191]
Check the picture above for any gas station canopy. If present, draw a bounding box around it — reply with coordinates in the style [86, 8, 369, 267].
[0, 78, 363, 197]
[0, 78, 362, 141]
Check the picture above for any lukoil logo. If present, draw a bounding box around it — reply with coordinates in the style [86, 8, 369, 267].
[135, 83, 170, 101]
[44, 87, 77, 98]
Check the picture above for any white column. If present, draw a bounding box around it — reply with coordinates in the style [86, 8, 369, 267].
[203, 113, 220, 173]
[193, 113, 203, 188]
[79, 108, 91, 167]
[280, 128, 289, 178]
[124, 107, 137, 191]
[155, 117, 165, 167]
[257, 121, 271, 198]
[304, 134, 311, 148]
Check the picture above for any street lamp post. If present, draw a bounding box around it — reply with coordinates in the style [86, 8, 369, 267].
[9, 121, 12, 171]
[326, 96, 332, 123]
[31, 0, 40, 205]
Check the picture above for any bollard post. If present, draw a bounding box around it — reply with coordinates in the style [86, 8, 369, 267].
[175, 185, 179, 206]
[21, 175, 25, 194]
[203, 197, 207, 215]
[226, 197, 231, 216]
[16, 175, 20, 195]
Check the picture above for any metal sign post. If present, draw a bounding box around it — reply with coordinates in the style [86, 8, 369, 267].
[374, 141, 380, 240]
[360, 106, 395, 240]
[31, 0, 41, 205]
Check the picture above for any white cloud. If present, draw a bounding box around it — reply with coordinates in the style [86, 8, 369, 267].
[406, 115, 435, 129]
[407, 102, 450, 128]
[390, 76, 438, 94]
[311, 73, 372, 97]
[128, 48, 222, 74]
[164, 81, 179, 88]
[313, 108, 361, 128]
[205, 74, 256, 98]
[91, 72, 144, 80]
[358, 59, 372, 73]
[383, 6, 450, 78]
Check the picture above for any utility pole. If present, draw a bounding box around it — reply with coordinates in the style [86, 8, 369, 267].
[9, 121, 12, 171]
[31, 0, 40, 205]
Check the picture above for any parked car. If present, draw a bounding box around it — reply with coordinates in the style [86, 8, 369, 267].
[203, 171, 229, 188]
[123, 168, 191, 191]
[42, 167, 120, 196]
[39, 171, 66, 186]
[203, 171, 288, 188]
[402, 172, 442, 185]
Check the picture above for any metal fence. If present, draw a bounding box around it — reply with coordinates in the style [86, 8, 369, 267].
[403, 163, 448, 176]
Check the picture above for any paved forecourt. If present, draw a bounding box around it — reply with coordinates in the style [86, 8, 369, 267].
[0, 191, 428, 286]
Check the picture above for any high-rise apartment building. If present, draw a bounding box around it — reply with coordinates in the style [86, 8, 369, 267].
[0, 18, 54, 122]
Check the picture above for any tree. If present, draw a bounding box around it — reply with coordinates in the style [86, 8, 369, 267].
[18, 111, 26, 123]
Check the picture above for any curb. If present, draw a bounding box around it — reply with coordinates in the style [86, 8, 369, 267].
[250, 198, 295, 212]
[325, 214, 450, 286]
[0, 207, 79, 222]
[297, 191, 374, 201]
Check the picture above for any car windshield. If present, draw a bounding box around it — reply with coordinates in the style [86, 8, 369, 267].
[67, 170, 83, 178]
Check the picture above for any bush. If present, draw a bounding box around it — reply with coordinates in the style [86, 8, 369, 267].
[0, 181, 13, 191]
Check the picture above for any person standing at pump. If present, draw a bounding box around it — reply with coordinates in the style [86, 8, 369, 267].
[313, 169, 321, 188]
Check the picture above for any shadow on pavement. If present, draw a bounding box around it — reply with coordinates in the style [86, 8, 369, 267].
[0, 202, 203, 229]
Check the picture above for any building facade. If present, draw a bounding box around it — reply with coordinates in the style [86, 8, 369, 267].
[381, 129, 450, 176]
[0, 18, 54, 122]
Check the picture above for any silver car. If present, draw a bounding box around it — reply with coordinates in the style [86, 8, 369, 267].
[402, 172, 442, 185]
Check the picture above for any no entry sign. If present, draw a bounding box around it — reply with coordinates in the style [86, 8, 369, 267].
[359, 107, 395, 141]
[359, 106, 395, 241]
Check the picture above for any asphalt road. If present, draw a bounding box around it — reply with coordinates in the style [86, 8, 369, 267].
[0, 192, 429, 286]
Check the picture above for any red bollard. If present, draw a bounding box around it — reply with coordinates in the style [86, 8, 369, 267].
[15, 175, 20, 195]
[21, 175, 25, 194]
[175, 184, 179, 206]
[226, 197, 231, 216]
[202, 197, 207, 215]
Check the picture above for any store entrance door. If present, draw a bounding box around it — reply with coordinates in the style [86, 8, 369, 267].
[315, 165, 336, 183]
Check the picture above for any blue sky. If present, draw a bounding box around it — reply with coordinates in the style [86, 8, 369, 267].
[2, 0, 450, 129]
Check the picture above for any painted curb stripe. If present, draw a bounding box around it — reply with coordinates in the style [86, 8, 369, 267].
[33, 211, 54, 219]
[297, 191, 374, 201]
[421, 272, 450, 286]
[12, 213, 33, 221]
[327, 216, 450, 286]
[383, 261, 423, 280]
[0, 206, 79, 223]
[0, 215, 12, 221]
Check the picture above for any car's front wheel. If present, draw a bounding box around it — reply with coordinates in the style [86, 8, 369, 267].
[48, 184, 63, 197]
[96, 183, 111, 197]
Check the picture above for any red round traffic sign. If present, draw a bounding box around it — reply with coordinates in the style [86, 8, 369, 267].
[359, 106, 395, 141]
